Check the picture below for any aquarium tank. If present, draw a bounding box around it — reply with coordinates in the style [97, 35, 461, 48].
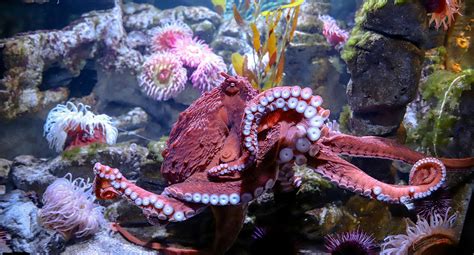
[0, 0, 473, 254]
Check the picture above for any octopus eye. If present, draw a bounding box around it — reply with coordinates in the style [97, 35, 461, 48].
[224, 83, 239, 95]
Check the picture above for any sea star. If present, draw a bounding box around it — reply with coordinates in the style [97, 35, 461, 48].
[93, 73, 474, 254]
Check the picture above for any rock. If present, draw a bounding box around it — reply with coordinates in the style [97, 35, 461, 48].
[343, 1, 427, 136]
[0, 159, 11, 185]
[362, 1, 429, 47]
[346, 33, 423, 113]
[211, 19, 252, 63]
[0, 0, 141, 119]
[0, 190, 65, 253]
[62, 229, 155, 255]
[283, 0, 349, 115]
[8, 142, 162, 195]
[93, 68, 187, 137]
[11, 155, 57, 195]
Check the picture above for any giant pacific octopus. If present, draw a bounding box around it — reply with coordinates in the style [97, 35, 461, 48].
[93, 73, 474, 254]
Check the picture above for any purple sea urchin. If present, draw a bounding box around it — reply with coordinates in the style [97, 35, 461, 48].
[414, 189, 453, 219]
[39, 174, 106, 240]
[381, 209, 457, 255]
[139, 52, 188, 101]
[325, 229, 377, 255]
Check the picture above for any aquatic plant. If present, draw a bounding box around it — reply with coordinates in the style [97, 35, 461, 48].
[325, 229, 377, 255]
[39, 174, 106, 240]
[231, 0, 302, 89]
[151, 21, 193, 51]
[406, 69, 473, 155]
[318, 15, 349, 50]
[139, 52, 188, 101]
[381, 209, 457, 255]
[43, 102, 118, 152]
[424, 0, 462, 30]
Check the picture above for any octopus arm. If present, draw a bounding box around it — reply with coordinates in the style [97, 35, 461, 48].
[321, 134, 474, 169]
[308, 150, 447, 208]
[93, 163, 205, 223]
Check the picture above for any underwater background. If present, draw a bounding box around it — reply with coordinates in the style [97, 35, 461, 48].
[0, 0, 473, 254]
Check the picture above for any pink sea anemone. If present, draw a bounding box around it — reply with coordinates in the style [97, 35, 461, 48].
[190, 53, 227, 92]
[325, 229, 377, 255]
[381, 209, 457, 255]
[319, 15, 349, 50]
[39, 174, 106, 240]
[151, 21, 193, 51]
[172, 37, 214, 68]
[425, 0, 461, 30]
[44, 102, 118, 152]
[139, 52, 188, 101]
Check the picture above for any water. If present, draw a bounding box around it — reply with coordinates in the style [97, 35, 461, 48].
[0, 0, 473, 254]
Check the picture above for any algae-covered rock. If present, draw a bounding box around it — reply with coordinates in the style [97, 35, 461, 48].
[343, 0, 428, 136]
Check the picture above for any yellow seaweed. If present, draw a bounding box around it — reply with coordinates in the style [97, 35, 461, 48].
[250, 23, 261, 53]
[231, 53, 245, 75]
[233, 3, 245, 26]
[212, 0, 226, 15]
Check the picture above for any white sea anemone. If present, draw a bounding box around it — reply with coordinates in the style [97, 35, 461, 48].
[43, 102, 118, 152]
[381, 209, 457, 255]
[39, 174, 106, 240]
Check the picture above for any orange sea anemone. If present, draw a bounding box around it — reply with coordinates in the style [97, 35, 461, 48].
[426, 0, 462, 30]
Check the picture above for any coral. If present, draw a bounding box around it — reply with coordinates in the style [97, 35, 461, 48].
[150, 20, 193, 51]
[190, 53, 227, 92]
[318, 15, 349, 50]
[138, 52, 188, 100]
[39, 174, 106, 240]
[425, 0, 462, 30]
[44, 102, 118, 152]
[380, 209, 457, 255]
[325, 229, 377, 255]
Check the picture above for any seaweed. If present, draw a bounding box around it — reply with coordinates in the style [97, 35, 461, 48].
[231, 0, 302, 90]
[406, 69, 473, 155]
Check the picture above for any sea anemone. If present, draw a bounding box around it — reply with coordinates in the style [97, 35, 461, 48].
[318, 15, 349, 50]
[39, 174, 106, 240]
[139, 52, 188, 100]
[325, 229, 377, 255]
[381, 209, 457, 255]
[190, 53, 227, 92]
[414, 189, 453, 219]
[44, 102, 118, 152]
[172, 37, 214, 68]
[425, 0, 461, 30]
[151, 21, 193, 51]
